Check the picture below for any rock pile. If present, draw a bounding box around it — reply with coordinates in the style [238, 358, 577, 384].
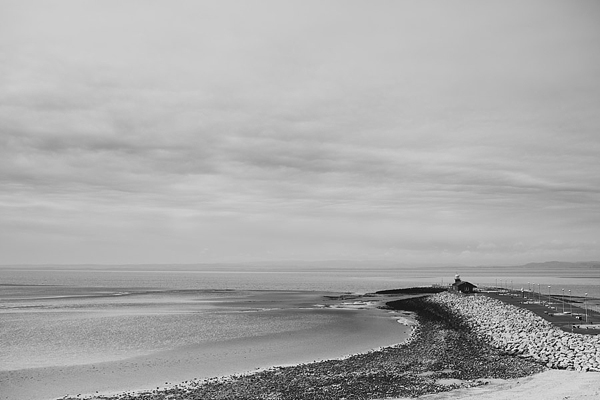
[429, 292, 600, 372]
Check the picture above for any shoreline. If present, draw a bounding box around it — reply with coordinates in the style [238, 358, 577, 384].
[7, 290, 599, 400]
[59, 293, 547, 400]
[1, 293, 413, 400]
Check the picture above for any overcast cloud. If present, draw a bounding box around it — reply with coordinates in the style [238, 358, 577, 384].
[1, 0, 599, 265]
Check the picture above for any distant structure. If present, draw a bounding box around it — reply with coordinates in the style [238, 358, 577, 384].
[451, 274, 477, 294]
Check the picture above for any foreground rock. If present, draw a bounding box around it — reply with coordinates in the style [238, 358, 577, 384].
[429, 292, 600, 372]
[64, 296, 544, 400]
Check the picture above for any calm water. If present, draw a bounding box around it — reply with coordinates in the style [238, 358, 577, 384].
[1, 262, 598, 294]
[1, 262, 598, 373]
[2, 289, 334, 371]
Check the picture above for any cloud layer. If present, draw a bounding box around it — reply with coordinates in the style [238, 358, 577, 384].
[1, 0, 599, 264]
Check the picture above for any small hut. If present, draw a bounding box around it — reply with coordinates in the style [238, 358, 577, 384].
[451, 275, 477, 293]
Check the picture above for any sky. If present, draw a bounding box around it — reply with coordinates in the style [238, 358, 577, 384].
[1, 0, 600, 265]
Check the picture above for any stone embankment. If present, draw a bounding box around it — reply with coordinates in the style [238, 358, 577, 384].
[429, 292, 600, 372]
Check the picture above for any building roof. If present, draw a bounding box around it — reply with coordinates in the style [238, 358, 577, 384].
[452, 281, 477, 288]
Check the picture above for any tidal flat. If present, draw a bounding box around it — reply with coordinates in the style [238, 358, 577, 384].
[0, 290, 411, 400]
[59, 295, 546, 400]
[2, 263, 598, 400]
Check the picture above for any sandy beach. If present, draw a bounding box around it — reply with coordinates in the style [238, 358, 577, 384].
[391, 370, 600, 400]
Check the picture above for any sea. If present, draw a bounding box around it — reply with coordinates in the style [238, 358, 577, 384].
[0, 261, 598, 399]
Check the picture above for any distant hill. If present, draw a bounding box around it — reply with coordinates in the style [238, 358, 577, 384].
[520, 261, 600, 269]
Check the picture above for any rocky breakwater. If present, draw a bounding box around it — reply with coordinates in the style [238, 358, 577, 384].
[430, 292, 600, 372]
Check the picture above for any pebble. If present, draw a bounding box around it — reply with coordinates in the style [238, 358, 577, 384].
[428, 292, 600, 372]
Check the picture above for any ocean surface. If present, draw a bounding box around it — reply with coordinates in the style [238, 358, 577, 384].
[0, 262, 598, 399]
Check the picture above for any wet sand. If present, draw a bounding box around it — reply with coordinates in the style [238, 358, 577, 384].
[51, 294, 547, 400]
[10, 290, 591, 400]
[0, 293, 412, 400]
